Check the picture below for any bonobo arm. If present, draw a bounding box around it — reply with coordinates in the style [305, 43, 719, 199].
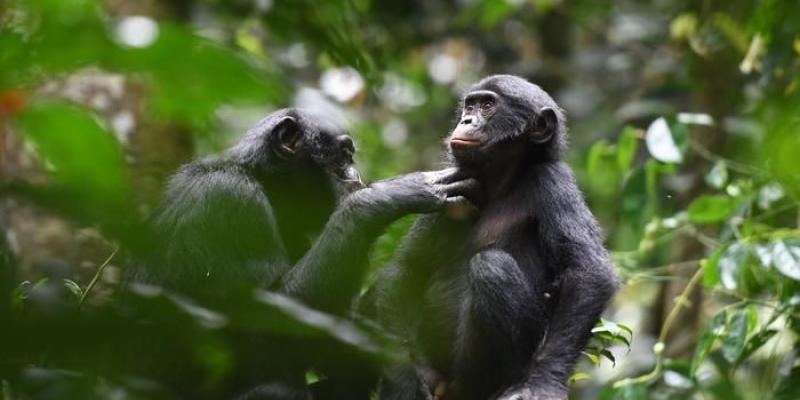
[281, 168, 477, 315]
[370, 212, 468, 337]
[498, 163, 618, 400]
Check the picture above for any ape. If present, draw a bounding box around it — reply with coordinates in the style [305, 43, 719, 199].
[125, 108, 478, 398]
[373, 76, 618, 400]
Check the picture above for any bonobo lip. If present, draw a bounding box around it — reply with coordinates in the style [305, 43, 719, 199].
[449, 137, 482, 149]
[337, 166, 365, 192]
[342, 179, 365, 192]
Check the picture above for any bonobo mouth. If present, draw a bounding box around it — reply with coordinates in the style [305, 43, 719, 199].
[449, 137, 482, 150]
[337, 166, 365, 192]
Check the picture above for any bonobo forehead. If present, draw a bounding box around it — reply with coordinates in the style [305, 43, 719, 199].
[467, 74, 559, 113]
[246, 108, 349, 141]
[293, 108, 349, 139]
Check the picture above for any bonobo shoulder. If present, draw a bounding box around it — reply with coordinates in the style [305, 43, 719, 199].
[157, 157, 272, 222]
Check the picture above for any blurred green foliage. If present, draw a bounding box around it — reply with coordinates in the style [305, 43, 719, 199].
[1, 0, 800, 399]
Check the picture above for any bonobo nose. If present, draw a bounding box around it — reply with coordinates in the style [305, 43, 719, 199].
[461, 117, 474, 125]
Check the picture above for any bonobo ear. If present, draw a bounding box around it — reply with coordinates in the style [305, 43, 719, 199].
[272, 116, 301, 159]
[530, 107, 558, 144]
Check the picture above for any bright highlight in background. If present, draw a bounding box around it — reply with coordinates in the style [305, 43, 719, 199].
[115, 16, 159, 48]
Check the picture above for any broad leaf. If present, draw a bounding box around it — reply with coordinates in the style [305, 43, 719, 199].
[717, 243, 750, 290]
[702, 247, 725, 288]
[721, 310, 747, 363]
[770, 239, 800, 281]
[690, 310, 727, 376]
[645, 117, 682, 163]
[705, 161, 728, 189]
[687, 195, 734, 223]
[617, 126, 638, 173]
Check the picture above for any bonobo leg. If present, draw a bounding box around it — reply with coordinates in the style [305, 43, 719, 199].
[450, 250, 547, 400]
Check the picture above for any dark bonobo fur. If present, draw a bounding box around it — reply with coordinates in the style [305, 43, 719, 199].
[125, 108, 478, 399]
[373, 76, 619, 400]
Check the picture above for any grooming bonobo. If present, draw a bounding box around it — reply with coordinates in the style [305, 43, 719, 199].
[126, 108, 479, 399]
[374, 75, 618, 400]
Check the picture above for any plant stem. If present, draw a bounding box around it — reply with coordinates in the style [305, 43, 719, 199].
[614, 261, 704, 388]
[79, 246, 118, 307]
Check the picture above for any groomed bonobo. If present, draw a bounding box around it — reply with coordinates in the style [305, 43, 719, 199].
[374, 75, 618, 400]
[126, 108, 478, 398]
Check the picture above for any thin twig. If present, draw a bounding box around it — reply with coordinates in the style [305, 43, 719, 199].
[79, 246, 119, 306]
[659, 262, 704, 343]
[614, 261, 704, 388]
[688, 138, 763, 175]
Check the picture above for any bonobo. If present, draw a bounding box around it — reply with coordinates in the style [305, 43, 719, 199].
[126, 108, 478, 398]
[374, 76, 618, 400]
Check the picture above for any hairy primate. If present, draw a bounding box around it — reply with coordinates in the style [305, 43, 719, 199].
[374, 76, 618, 400]
[126, 108, 478, 399]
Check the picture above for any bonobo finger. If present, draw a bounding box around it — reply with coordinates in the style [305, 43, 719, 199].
[441, 178, 482, 205]
[426, 167, 474, 185]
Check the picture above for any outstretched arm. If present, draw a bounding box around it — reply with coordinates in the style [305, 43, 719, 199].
[281, 168, 478, 315]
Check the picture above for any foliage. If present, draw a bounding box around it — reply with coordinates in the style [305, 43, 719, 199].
[1, 0, 799, 399]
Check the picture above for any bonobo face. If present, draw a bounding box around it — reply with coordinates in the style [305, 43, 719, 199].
[305, 120, 364, 194]
[447, 75, 563, 166]
[270, 110, 364, 195]
[449, 89, 499, 153]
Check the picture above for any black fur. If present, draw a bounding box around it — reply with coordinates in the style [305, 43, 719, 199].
[373, 75, 618, 400]
[125, 108, 479, 399]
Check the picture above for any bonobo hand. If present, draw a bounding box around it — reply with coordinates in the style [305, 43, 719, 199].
[495, 383, 567, 400]
[353, 167, 480, 218]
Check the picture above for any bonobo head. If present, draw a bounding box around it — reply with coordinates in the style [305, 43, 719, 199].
[228, 108, 363, 260]
[448, 75, 566, 168]
[230, 108, 364, 196]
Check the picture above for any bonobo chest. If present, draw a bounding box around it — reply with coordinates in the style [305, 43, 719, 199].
[470, 197, 533, 250]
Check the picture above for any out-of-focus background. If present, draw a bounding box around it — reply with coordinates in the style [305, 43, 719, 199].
[1, 0, 799, 399]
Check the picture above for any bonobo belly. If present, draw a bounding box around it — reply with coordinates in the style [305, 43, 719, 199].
[416, 240, 552, 398]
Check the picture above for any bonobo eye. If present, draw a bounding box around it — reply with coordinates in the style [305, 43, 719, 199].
[464, 104, 475, 113]
[481, 100, 495, 111]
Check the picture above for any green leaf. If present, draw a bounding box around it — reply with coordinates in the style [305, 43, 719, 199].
[586, 140, 620, 197]
[617, 322, 635, 338]
[621, 166, 648, 227]
[745, 304, 759, 334]
[718, 243, 750, 290]
[735, 329, 777, 365]
[582, 351, 600, 366]
[702, 246, 725, 288]
[617, 127, 638, 173]
[687, 195, 735, 223]
[600, 349, 616, 366]
[16, 103, 128, 201]
[721, 310, 748, 363]
[587, 140, 613, 177]
[62, 279, 83, 299]
[305, 369, 325, 385]
[705, 161, 728, 189]
[770, 239, 800, 281]
[592, 319, 632, 348]
[569, 372, 591, 383]
[645, 117, 682, 163]
[757, 182, 785, 210]
[690, 310, 727, 376]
